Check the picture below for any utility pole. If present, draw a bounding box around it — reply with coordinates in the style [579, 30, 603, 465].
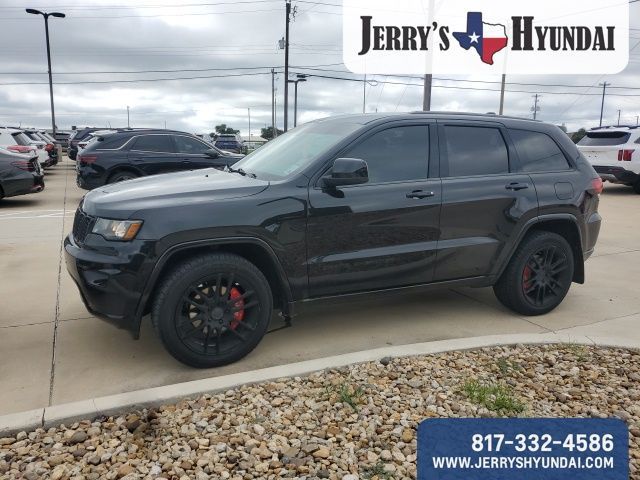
[499, 74, 506, 115]
[636, 115, 639, 127]
[599, 82, 610, 127]
[283, 0, 291, 132]
[531, 94, 541, 120]
[248, 107, 251, 141]
[617, 109, 621, 127]
[26, 9, 65, 136]
[127, 106, 130, 128]
[363, 74, 367, 113]
[271, 68, 276, 139]
[422, 74, 432, 111]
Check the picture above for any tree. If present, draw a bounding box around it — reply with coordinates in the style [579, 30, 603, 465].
[215, 124, 239, 135]
[571, 128, 587, 144]
[261, 126, 284, 141]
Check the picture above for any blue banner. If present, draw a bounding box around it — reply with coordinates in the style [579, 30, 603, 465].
[417, 418, 628, 480]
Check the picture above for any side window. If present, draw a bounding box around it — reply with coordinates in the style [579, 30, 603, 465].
[131, 135, 174, 153]
[509, 129, 571, 172]
[341, 126, 429, 184]
[174, 135, 211, 154]
[444, 126, 509, 177]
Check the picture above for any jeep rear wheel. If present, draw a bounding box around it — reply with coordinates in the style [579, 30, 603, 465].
[152, 253, 273, 368]
[494, 231, 574, 316]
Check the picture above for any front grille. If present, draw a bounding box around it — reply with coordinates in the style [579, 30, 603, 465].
[73, 207, 95, 244]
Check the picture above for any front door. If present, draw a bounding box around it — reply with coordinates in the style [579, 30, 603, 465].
[434, 123, 539, 281]
[307, 123, 442, 297]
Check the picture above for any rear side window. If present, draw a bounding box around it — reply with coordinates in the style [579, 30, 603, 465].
[509, 129, 571, 172]
[578, 131, 631, 146]
[444, 126, 508, 177]
[342, 125, 429, 184]
[131, 135, 174, 153]
[97, 135, 130, 149]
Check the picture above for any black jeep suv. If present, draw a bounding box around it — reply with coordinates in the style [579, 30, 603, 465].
[65, 113, 602, 368]
[76, 129, 244, 190]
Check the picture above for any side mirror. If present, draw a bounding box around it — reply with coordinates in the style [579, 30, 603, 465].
[205, 149, 220, 159]
[323, 158, 369, 188]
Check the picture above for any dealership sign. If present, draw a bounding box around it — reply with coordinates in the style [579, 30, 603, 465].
[343, 0, 629, 74]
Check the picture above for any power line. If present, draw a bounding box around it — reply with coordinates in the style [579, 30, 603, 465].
[0, 8, 282, 19]
[0, 63, 342, 76]
[0, 71, 278, 86]
[0, 0, 280, 9]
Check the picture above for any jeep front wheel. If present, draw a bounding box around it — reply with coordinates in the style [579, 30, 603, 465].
[494, 231, 574, 316]
[152, 253, 273, 368]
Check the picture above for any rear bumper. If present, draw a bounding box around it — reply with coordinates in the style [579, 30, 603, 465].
[593, 165, 639, 184]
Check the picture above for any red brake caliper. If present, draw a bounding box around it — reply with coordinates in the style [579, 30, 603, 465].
[522, 265, 532, 292]
[229, 287, 245, 330]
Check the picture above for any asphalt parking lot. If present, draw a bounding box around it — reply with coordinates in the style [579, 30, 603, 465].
[1, 159, 639, 416]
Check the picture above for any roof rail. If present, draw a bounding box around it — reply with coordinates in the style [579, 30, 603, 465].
[409, 111, 538, 122]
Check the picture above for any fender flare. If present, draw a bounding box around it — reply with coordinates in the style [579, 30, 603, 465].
[494, 213, 584, 282]
[131, 237, 295, 337]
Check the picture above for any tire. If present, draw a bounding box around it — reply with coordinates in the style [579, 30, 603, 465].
[152, 253, 273, 368]
[633, 179, 640, 195]
[107, 171, 138, 184]
[493, 231, 574, 316]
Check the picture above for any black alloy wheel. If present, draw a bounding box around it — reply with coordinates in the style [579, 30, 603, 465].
[494, 231, 574, 316]
[152, 253, 272, 368]
[521, 245, 570, 309]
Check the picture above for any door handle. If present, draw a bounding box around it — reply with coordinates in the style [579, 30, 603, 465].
[505, 182, 530, 191]
[406, 190, 435, 199]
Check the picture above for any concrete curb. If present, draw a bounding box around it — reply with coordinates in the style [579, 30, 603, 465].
[1, 331, 637, 437]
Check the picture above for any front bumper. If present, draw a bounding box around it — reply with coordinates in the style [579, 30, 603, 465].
[64, 234, 152, 336]
[593, 165, 639, 184]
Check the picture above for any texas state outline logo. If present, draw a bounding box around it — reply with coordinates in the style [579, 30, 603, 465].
[452, 12, 508, 66]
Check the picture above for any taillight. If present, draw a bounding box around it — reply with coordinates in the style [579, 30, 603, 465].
[7, 145, 32, 154]
[11, 161, 35, 172]
[592, 177, 604, 195]
[617, 149, 634, 161]
[79, 154, 98, 164]
[45, 143, 54, 152]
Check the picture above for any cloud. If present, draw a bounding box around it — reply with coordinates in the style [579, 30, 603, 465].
[0, 0, 638, 134]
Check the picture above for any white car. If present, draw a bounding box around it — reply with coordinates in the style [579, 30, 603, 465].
[0, 128, 45, 171]
[76, 129, 117, 156]
[577, 126, 640, 194]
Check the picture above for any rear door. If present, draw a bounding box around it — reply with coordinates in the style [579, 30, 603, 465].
[127, 134, 179, 175]
[434, 122, 538, 282]
[173, 135, 227, 170]
[507, 128, 581, 216]
[307, 122, 442, 297]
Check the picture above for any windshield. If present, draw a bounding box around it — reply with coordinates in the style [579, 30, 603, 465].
[231, 120, 363, 180]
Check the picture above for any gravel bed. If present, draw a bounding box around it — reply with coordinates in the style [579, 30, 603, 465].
[1, 344, 639, 480]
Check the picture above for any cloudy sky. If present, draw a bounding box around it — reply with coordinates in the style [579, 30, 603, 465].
[0, 0, 638, 136]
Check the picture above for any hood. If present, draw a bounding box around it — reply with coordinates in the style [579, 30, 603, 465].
[82, 168, 269, 219]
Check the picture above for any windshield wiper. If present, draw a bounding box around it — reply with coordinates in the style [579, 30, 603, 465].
[226, 166, 257, 178]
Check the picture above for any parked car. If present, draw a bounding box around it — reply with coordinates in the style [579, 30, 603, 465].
[0, 147, 44, 200]
[76, 129, 244, 190]
[66, 112, 602, 368]
[53, 131, 70, 153]
[577, 126, 640, 194]
[0, 128, 45, 171]
[23, 129, 57, 167]
[68, 127, 103, 160]
[214, 134, 245, 154]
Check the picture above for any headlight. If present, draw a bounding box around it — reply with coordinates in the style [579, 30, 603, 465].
[92, 218, 143, 241]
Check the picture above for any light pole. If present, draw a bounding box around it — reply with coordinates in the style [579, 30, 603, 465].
[26, 8, 65, 136]
[127, 106, 130, 128]
[288, 75, 307, 128]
